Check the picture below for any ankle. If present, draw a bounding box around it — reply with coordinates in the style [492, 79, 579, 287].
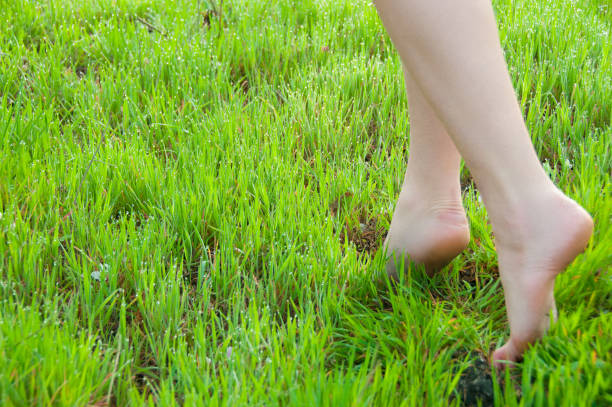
[399, 175, 463, 208]
[487, 187, 592, 258]
[484, 185, 558, 243]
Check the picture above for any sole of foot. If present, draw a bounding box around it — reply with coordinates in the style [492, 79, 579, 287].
[491, 190, 594, 368]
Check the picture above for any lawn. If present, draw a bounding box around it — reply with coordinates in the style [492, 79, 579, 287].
[0, 0, 610, 405]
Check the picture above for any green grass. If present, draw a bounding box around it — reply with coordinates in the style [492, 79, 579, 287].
[0, 0, 610, 405]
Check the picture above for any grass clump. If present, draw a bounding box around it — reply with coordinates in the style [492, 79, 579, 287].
[0, 0, 610, 405]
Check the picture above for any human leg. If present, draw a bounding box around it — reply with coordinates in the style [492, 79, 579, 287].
[374, 0, 593, 364]
[384, 68, 470, 277]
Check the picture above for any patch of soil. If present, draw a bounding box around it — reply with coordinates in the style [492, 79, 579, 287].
[455, 356, 495, 407]
[330, 193, 388, 255]
[340, 218, 386, 255]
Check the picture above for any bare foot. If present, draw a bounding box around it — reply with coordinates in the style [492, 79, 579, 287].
[384, 192, 470, 278]
[491, 189, 593, 367]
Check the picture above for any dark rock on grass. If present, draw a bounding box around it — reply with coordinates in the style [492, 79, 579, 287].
[455, 356, 495, 407]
